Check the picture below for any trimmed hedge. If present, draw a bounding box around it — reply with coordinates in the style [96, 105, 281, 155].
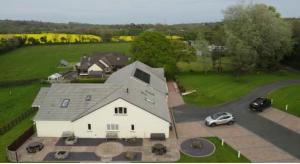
[0, 79, 40, 88]
[0, 108, 37, 135]
[71, 77, 107, 83]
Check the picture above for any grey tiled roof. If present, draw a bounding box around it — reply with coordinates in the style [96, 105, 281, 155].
[33, 84, 121, 121]
[106, 61, 167, 94]
[33, 61, 170, 123]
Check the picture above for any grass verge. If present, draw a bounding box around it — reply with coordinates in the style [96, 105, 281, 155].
[268, 84, 300, 117]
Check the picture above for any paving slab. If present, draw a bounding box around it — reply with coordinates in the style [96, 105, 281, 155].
[176, 121, 213, 139]
[167, 81, 184, 108]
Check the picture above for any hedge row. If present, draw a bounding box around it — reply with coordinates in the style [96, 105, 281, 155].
[0, 108, 37, 135]
[71, 77, 107, 83]
[0, 78, 41, 88]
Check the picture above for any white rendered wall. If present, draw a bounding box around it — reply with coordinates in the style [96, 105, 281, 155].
[35, 98, 170, 138]
[73, 98, 170, 138]
[35, 121, 72, 137]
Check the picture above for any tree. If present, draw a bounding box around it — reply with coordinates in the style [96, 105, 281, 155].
[224, 3, 293, 71]
[226, 32, 257, 77]
[194, 33, 211, 74]
[171, 40, 196, 62]
[131, 31, 177, 78]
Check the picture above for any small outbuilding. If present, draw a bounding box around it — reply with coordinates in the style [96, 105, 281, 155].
[48, 73, 63, 81]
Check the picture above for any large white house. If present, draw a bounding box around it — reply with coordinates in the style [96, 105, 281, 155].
[32, 61, 171, 139]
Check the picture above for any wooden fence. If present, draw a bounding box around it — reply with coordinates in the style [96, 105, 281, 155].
[6, 126, 35, 162]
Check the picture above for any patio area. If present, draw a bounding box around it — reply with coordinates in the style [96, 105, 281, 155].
[15, 129, 180, 162]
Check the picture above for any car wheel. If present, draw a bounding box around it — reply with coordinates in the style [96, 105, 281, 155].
[227, 121, 234, 125]
[210, 123, 217, 127]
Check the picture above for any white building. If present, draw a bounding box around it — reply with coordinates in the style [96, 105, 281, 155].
[47, 73, 63, 81]
[32, 61, 170, 139]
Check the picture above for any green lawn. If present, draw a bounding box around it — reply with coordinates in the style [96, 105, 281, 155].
[0, 43, 131, 82]
[268, 84, 300, 117]
[177, 71, 300, 107]
[0, 114, 34, 162]
[177, 56, 233, 73]
[178, 137, 250, 163]
[0, 83, 43, 127]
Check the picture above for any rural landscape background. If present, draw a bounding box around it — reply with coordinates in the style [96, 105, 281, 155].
[0, 0, 300, 162]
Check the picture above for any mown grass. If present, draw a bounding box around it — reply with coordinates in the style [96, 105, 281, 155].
[0, 83, 43, 127]
[176, 70, 300, 107]
[177, 137, 250, 163]
[0, 114, 34, 162]
[0, 43, 131, 82]
[177, 56, 232, 73]
[268, 84, 300, 117]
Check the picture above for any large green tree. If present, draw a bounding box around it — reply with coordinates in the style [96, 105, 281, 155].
[224, 3, 293, 71]
[131, 31, 177, 78]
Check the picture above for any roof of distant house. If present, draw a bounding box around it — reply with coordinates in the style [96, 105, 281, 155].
[78, 52, 129, 71]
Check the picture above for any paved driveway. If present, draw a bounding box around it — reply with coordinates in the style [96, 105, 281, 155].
[167, 82, 184, 108]
[173, 79, 300, 160]
[176, 121, 300, 162]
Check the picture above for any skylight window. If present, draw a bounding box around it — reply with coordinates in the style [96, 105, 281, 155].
[61, 99, 70, 108]
[134, 68, 150, 84]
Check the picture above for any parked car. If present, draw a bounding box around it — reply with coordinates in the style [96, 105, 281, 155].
[249, 97, 271, 112]
[26, 142, 44, 153]
[205, 112, 235, 127]
[55, 151, 69, 160]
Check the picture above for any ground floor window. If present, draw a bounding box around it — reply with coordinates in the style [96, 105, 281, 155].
[88, 124, 91, 130]
[131, 124, 135, 131]
[107, 124, 119, 131]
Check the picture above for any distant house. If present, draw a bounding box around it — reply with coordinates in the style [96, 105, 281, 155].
[59, 59, 69, 67]
[32, 61, 170, 139]
[76, 52, 129, 76]
[48, 73, 63, 81]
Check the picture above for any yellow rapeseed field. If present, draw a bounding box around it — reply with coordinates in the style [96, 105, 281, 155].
[0, 33, 102, 44]
[0, 33, 183, 44]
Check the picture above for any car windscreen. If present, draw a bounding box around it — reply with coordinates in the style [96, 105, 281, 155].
[212, 113, 224, 119]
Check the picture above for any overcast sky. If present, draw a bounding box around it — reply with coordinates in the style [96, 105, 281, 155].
[0, 0, 299, 24]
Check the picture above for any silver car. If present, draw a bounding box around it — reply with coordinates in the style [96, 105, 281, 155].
[205, 112, 235, 127]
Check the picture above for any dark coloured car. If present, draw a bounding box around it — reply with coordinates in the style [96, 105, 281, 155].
[249, 97, 271, 112]
[26, 142, 44, 153]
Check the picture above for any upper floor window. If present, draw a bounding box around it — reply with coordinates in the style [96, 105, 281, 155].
[114, 107, 127, 114]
